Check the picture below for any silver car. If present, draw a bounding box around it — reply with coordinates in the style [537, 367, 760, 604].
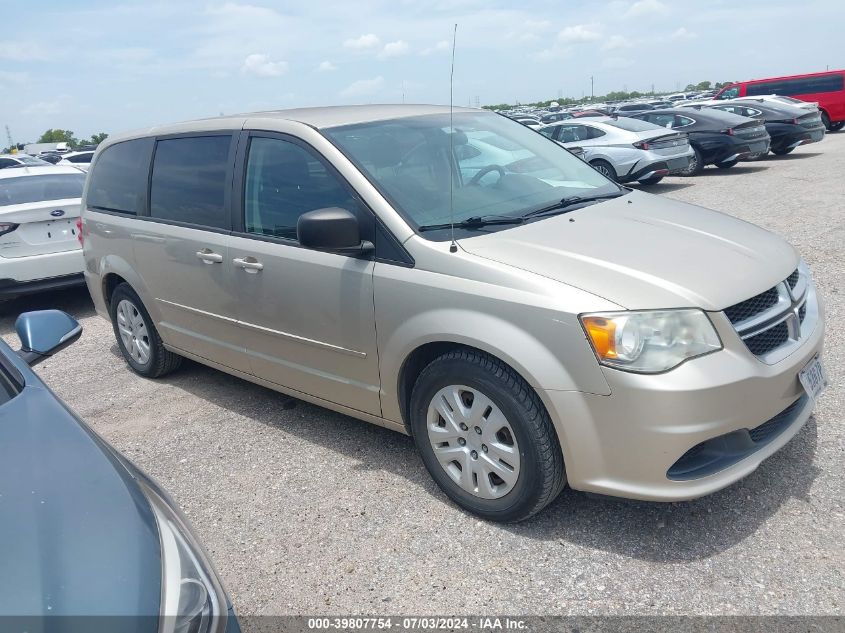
[539, 117, 694, 185]
[81, 105, 826, 522]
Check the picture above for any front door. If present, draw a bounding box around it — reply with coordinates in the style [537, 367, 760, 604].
[229, 133, 382, 416]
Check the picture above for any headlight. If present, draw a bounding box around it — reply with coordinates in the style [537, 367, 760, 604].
[139, 479, 228, 633]
[580, 309, 722, 373]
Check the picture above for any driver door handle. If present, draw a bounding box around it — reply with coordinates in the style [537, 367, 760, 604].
[233, 256, 264, 273]
[196, 249, 223, 264]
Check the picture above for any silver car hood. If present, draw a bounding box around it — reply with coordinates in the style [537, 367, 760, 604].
[459, 190, 798, 310]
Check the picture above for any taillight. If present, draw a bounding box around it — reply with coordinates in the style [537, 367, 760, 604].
[633, 141, 651, 150]
[721, 128, 735, 136]
[0, 222, 18, 237]
[76, 217, 84, 246]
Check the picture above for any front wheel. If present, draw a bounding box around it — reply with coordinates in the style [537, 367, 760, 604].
[714, 159, 738, 169]
[409, 349, 565, 522]
[110, 283, 182, 378]
[821, 111, 831, 130]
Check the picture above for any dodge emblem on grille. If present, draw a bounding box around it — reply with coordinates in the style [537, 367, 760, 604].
[50, 209, 65, 217]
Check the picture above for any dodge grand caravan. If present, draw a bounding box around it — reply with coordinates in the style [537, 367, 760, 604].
[81, 105, 826, 522]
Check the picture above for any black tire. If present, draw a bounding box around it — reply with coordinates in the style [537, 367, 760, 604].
[409, 349, 566, 522]
[637, 175, 664, 185]
[679, 146, 703, 176]
[714, 159, 738, 169]
[771, 146, 795, 156]
[589, 159, 617, 182]
[109, 283, 182, 378]
[821, 111, 831, 131]
[829, 121, 844, 132]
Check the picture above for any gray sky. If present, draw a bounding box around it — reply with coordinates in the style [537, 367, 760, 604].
[2, 0, 842, 143]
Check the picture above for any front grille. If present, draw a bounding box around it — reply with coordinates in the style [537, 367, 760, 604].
[724, 267, 812, 362]
[744, 321, 789, 356]
[749, 397, 805, 444]
[724, 287, 779, 324]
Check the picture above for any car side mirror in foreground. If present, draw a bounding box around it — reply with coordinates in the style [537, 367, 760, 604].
[297, 207, 374, 256]
[16, 310, 82, 366]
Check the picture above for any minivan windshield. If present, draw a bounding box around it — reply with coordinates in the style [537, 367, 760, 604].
[324, 111, 620, 237]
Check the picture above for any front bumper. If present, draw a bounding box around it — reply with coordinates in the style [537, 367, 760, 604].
[543, 296, 825, 501]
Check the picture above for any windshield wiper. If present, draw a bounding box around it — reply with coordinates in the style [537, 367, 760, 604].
[417, 215, 524, 232]
[521, 191, 626, 219]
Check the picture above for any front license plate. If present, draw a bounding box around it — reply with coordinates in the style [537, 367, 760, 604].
[798, 354, 828, 401]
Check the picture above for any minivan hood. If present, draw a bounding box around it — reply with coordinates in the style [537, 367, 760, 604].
[459, 190, 797, 310]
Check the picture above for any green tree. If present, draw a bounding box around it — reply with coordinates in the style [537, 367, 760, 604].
[37, 129, 79, 148]
[87, 132, 109, 146]
[696, 81, 712, 91]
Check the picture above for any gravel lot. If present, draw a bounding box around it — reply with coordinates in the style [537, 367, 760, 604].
[2, 134, 843, 618]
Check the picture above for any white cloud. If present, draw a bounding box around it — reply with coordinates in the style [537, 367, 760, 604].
[420, 40, 450, 56]
[603, 56, 635, 69]
[626, 0, 669, 17]
[524, 19, 552, 31]
[23, 94, 72, 116]
[603, 35, 634, 50]
[532, 45, 573, 62]
[317, 60, 337, 72]
[241, 53, 288, 77]
[670, 27, 697, 40]
[557, 24, 602, 44]
[379, 40, 410, 59]
[0, 41, 49, 61]
[344, 33, 380, 49]
[0, 70, 28, 84]
[341, 76, 385, 97]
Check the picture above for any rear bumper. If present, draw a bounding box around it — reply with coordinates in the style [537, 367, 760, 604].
[542, 298, 825, 502]
[623, 152, 693, 181]
[0, 249, 85, 297]
[0, 272, 86, 298]
[769, 125, 825, 151]
[698, 136, 771, 165]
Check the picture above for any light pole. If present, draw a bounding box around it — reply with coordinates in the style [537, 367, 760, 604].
[590, 76, 594, 102]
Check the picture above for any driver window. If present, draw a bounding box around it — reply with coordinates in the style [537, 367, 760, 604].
[244, 137, 356, 241]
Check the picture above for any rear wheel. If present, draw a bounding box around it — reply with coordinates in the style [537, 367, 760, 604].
[821, 111, 831, 130]
[109, 283, 182, 378]
[678, 146, 703, 176]
[772, 146, 795, 156]
[714, 159, 738, 169]
[829, 121, 844, 132]
[409, 349, 565, 522]
[637, 175, 664, 185]
[589, 159, 617, 182]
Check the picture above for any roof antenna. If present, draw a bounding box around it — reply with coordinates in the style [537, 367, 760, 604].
[448, 23, 458, 254]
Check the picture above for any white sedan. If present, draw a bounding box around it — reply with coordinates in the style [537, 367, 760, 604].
[0, 165, 86, 299]
[57, 150, 96, 171]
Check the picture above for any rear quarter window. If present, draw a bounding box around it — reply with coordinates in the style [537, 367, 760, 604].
[87, 138, 154, 214]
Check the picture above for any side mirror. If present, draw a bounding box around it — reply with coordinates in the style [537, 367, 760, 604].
[297, 207, 373, 255]
[16, 310, 82, 366]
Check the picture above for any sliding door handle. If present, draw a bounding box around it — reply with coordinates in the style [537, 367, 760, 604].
[233, 256, 264, 273]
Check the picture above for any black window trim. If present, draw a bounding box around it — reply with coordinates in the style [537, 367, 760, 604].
[142, 130, 239, 234]
[230, 129, 414, 267]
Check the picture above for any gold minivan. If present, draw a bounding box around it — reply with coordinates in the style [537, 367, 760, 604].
[81, 105, 826, 521]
